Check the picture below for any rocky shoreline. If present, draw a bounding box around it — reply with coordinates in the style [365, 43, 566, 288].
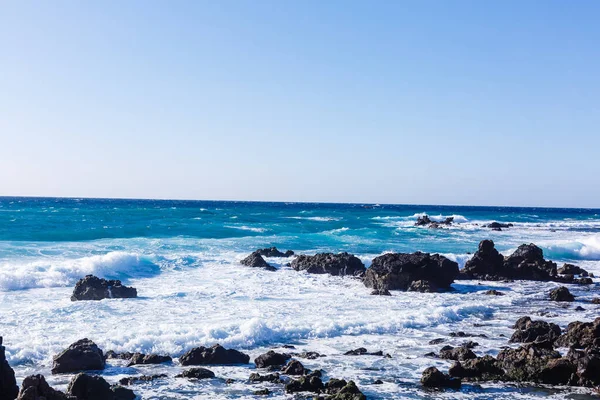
[2, 240, 599, 399]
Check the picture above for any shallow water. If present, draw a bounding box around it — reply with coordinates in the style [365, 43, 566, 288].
[1, 197, 600, 399]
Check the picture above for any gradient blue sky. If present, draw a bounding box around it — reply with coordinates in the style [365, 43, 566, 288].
[1, 1, 599, 207]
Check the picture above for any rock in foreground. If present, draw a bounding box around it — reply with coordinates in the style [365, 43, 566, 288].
[71, 275, 137, 301]
[421, 367, 461, 389]
[0, 337, 19, 400]
[364, 252, 459, 292]
[67, 373, 134, 400]
[179, 344, 249, 366]
[52, 339, 105, 374]
[17, 374, 72, 400]
[290, 253, 366, 276]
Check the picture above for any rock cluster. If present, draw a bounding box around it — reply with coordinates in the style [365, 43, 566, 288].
[290, 252, 366, 276]
[71, 275, 137, 301]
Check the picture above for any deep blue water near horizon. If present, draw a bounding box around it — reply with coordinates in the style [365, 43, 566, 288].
[2, 196, 600, 399]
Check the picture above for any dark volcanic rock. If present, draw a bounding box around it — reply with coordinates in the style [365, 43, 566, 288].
[118, 375, 167, 386]
[240, 253, 276, 271]
[370, 288, 391, 296]
[254, 351, 290, 368]
[558, 264, 588, 276]
[428, 338, 445, 345]
[67, 373, 134, 400]
[256, 247, 294, 257]
[71, 275, 137, 301]
[415, 215, 433, 226]
[176, 368, 215, 379]
[343, 348, 387, 356]
[285, 375, 324, 393]
[549, 286, 575, 302]
[104, 351, 134, 360]
[253, 389, 271, 396]
[248, 372, 283, 383]
[407, 280, 438, 292]
[324, 379, 366, 400]
[484, 289, 505, 296]
[420, 367, 461, 389]
[448, 355, 503, 381]
[364, 252, 459, 292]
[17, 374, 72, 400]
[462, 240, 505, 279]
[296, 351, 324, 360]
[127, 353, 172, 366]
[496, 343, 561, 383]
[555, 318, 600, 349]
[485, 222, 513, 229]
[290, 252, 366, 276]
[179, 344, 249, 366]
[51, 339, 105, 374]
[0, 337, 18, 400]
[281, 360, 305, 375]
[416, 215, 454, 229]
[509, 317, 561, 344]
[439, 346, 477, 361]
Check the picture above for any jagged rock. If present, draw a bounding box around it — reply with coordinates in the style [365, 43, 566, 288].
[66, 373, 134, 400]
[448, 355, 503, 380]
[253, 389, 271, 396]
[71, 275, 137, 301]
[407, 280, 438, 292]
[485, 222, 513, 229]
[281, 360, 305, 375]
[415, 215, 454, 229]
[509, 317, 561, 344]
[51, 339, 105, 374]
[290, 253, 365, 276]
[104, 351, 134, 360]
[240, 253, 276, 271]
[558, 264, 588, 276]
[254, 351, 290, 368]
[179, 344, 249, 366]
[285, 375, 324, 393]
[420, 367, 461, 389]
[539, 358, 577, 385]
[439, 346, 477, 361]
[592, 298, 600, 304]
[118, 375, 167, 385]
[248, 373, 282, 383]
[343, 348, 387, 356]
[555, 318, 600, 349]
[484, 289, 505, 296]
[370, 288, 391, 296]
[296, 351, 324, 359]
[17, 374, 72, 400]
[449, 332, 487, 338]
[549, 286, 575, 302]
[462, 240, 505, 279]
[127, 353, 171, 366]
[0, 337, 18, 400]
[364, 252, 459, 292]
[175, 368, 215, 379]
[496, 343, 561, 382]
[324, 379, 366, 400]
[256, 247, 294, 257]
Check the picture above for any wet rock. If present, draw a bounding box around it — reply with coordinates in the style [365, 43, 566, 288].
[496, 343, 561, 382]
[285, 375, 324, 393]
[558, 264, 588, 276]
[592, 298, 600, 304]
[256, 247, 294, 257]
[240, 253, 276, 271]
[17, 374, 72, 400]
[364, 252, 459, 292]
[420, 367, 461, 389]
[449, 332, 487, 338]
[370, 288, 391, 296]
[461, 341, 479, 349]
[415, 215, 433, 226]
[549, 286, 575, 302]
[485, 222, 513, 229]
[343, 348, 387, 356]
[254, 351, 291, 368]
[372, 379, 383, 385]
[248, 372, 282, 383]
[407, 280, 438, 293]
[324, 379, 366, 400]
[127, 353, 172, 366]
[290, 253, 366, 277]
[0, 337, 19, 400]
[428, 338, 445, 345]
[296, 351, 324, 359]
[175, 368, 215, 379]
[509, 317, 561, 344]
[484, 289, 505, 296]
[448, 355, 503, 380]
[51, 339, 105, 374]
[179, 344, 250, 366]
[575, 306, 586, 311]
[118, 375, 167, 385]
[461, 240, 505, 279]
[539, 358, 577, 385]
[253, 389, 271, 396]
[66, 373, 134, 400]
[439, 346, 477, 361]
[555, 318, 600, 349]
[104, 351, 134, 360]
[415, 215, 454, 228]
[71, 275, 137, 301]
[281, 360, 305, 375]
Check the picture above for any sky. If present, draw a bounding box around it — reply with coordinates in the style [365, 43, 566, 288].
[1, 1, 599, 207]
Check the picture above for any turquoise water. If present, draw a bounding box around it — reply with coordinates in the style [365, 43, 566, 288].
[1, 197, 599, 399]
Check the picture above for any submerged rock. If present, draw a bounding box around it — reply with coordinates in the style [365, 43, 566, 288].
[485, 222, 513, 229]
[364, 252, 458, 292]
[370, 288, 391, 296]
[179, 344, 249, 366]
[17, 374, 72, 400]
[420, 367, 461, 389]
[290, 253, 366, 276]
[240, 252, 276, 271]
[51, 339, 105, 374]
[1, 337, 19, 400]
[175, 368, 215, 379]
[256, 247, 294, 257]
[549, 286, 575, 302]
[71, 275, 137, 301]
[484, 289, 505, 296]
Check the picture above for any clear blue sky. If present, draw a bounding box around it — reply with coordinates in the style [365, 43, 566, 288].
[1, 1, 599, 207]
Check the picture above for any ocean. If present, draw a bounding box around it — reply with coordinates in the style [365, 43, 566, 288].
[1, 197, 599, 399]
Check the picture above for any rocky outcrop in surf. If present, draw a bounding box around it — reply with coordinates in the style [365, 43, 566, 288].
[509, 317, 561, 344]
[415, 215, 454, 229]
[254, 351, 290, 368]
[363, 252, 459, 292]
[67, 373, 135, 400]
[127, 353, 172, 366]
[256, 247, 294, 257]
[240, 252, 276, 271]
[175, 368, 216, 379]
[421, 366, 461, 389]
[290, 253, 366, 277]
[549, 286, 575, 302]
[71, 275, 137, 301]
[0, 337, 18, 400]
[51, 339, 105, 374]
[16, 375, 73, 400]
[485, 222, 514, 230]
[179, 344, 250, 366]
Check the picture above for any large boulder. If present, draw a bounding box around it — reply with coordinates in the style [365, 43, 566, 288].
[256, 247, 294, 257]
[290, 253, 366, 277]
[558, 264, 588, 276]
[66, 373, 134, 400]
[254, 351, 290, 368]
[175, 368, 215, 379]
[281, 360, 305, 375]
[439, 346, 477, 361]
[0, 337, 19, 400]
[127, 353, 172, 366]
[509, 317, 561, 344]
[71, 275, 137, 301]
[240, 253, 276, 271]
[17, 375, 73, 400]
[285, 375, 324, 393]
[420, 367, 461, 389]
[364, 252, 459, 292]
[496, 343, 562, 383]
[549, 286, 575, 302]
[448, 355, 503, 381]
[555, 318, 600, 349]
[462, 240, 505, 279]
[324, 379, 366, 400]
[51, 339, 105, 374]
[179, 344, 249, 366]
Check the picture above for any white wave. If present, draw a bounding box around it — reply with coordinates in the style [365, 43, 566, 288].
[0, 252, 158, 291]
[224, 225, 268, 233]
[322, 227, 350, 234]
[287, 216, 342, 222]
